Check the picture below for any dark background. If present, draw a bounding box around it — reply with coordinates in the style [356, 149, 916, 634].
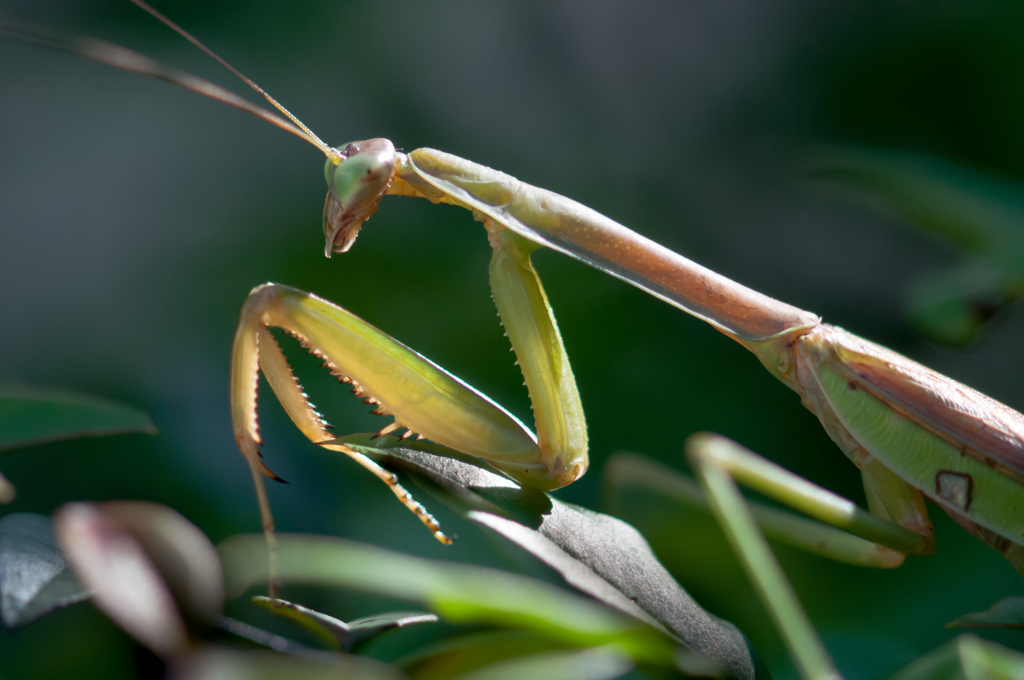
[3, 2, 1024, 678]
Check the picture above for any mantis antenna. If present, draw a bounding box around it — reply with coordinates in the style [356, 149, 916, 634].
[0, 19, 322, 154]
[0, 2, 341, 163]
[129, 0, 342, 165]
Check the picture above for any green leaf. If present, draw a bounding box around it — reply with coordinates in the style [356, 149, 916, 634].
[0, 384, 156, 451]
[0, 513, 88, 627]
[903, 261, 1012, 348]
[178, 647, 404, 680]
[812, 148, 1024, 264]
[947, 597, 1024, 629]
[398, 631, 639, 679]
[446, 645, 634, 680]
[398, 630, 578, 679]
[220, 533, 677, 667]
[331, 434, 756, 680]
[811, 148, 1024, 347]
[252, 596, 437, 652]
[888, 635, 1024, 680]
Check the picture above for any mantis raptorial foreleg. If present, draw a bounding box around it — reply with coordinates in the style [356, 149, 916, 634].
[230, 224, 587, 584]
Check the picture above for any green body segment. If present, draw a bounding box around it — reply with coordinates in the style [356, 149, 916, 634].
[815, 362, 1024, 546]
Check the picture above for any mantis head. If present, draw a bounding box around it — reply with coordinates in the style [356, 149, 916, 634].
[323, 138, 398, 257]
[25, 0, 400, 260]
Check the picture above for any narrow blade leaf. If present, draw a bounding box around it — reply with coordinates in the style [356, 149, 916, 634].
[0, 384, 156, 451]
[947, 597, 1024, 629]
[252, 595, 437, 652]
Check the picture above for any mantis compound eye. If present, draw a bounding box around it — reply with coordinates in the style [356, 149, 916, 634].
[323, 138, 397, 256]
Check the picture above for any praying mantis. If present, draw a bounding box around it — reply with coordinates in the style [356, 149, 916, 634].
[6, 2, 1024, 675]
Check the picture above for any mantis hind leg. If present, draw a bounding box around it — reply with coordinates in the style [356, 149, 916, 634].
[683, 433, 938, 680]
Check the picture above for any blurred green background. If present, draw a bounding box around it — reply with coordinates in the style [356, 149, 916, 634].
[3, 1, 1024, 678]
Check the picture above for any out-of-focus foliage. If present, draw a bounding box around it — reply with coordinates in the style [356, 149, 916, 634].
[812, 149, 1024, 347]
[249, 597, 438, 653]
[0, 384, 156, 452]
[887, 635, 1024, 680]
[0, 385, 156, 502]
[5, 491, 738, 678]
[0, 513, 87, 627]
[948, 598, 1024, 631]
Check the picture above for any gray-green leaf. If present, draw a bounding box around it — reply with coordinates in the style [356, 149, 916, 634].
[0, 513, 88, 627]
[0, 384, 156, 451]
